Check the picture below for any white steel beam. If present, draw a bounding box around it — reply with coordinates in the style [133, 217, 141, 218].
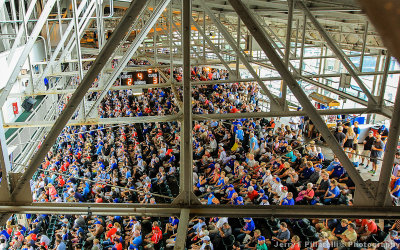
[0, 0, 57, 107]
[33, 0, 91, 89]
[6, 0, 38, 63]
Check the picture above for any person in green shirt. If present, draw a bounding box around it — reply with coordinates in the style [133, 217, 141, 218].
[257, 236, 268, 250]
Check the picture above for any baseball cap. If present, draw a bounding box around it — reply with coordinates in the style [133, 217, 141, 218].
[275, 177, 281, 182]
[281, 186, 288, 191]
[236, 196, 244, 202]
[261, 195, 268, 200]
[203, 236, 210, 241]
[390, 231, 398, 237]
[244, 218, 252, 221]
[258, 236, 266, 241]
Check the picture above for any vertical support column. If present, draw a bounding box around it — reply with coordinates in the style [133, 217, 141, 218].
[0, 115, 12, 202]
[281, 0, 293, 107]
[378, 52, 391, 106]
[173, 209, 190, 250]
[203, 11, 206, 61]
[180, 0, 192, 198]
[359, 21, 369, 72]
[294, 18, 300, 58]
[375, 76, 400, 206]
[72, 0, 86, 119]
[236, 16, 240, 79]
[56, 0, 64, 52]
[299, 14, 306, 75]
[173, 0, 200, 206]
[170, 1, 174, 80]
[20, 0, 35, 94]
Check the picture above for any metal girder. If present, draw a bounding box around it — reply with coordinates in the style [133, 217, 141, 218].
[9, 0, 150, 201]
[297, 75, 369, 107]
[0, 203, 400, 219]
[375, 77, 400, 206]
[50, 1, 97, 82]
[0, 116, 12, 202]
[32, 0, 90, 89]
[85, 0, 170, 117]
[193, 108, 374, 121]
[3, 113, 182, 128]
[378, 53, 391, 106]
[191, 19, 236, 78]
[2, 108, 377, 128]
[6, 0, 37, 62]
[0, 0, 57, 107]
[297, 1, 378, 106]
[174, 209, 190, 250]
[281, 0, 294, 104]
[227, 0, 375, 203]
[7, 83, 171, 98]
[177, 0, 199, 205]
[198, 0, 282, 109]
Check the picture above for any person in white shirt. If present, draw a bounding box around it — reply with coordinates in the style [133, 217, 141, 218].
[199, 236, 214, 250]
[289, 116, 301, 131]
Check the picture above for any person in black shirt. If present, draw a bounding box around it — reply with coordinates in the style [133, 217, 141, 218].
[370, 134, 385, 175]
[334, 126, 346, 146]
[361, 131, 375, 168]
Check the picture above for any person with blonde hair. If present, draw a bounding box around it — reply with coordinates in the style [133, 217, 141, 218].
[287, 235, 300, 250]
[312, 232, 330, 250]
[343, 126, 356, 158]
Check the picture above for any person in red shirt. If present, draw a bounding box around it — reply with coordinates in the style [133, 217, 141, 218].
[358, 219, 378, 242]
[288, 235, 301, 250]
[246, 186, 259, 203]
[112, 238, 123, 250]
[144, 221, 162, 249]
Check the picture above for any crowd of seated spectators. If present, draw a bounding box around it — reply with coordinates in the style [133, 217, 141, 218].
[2, 59, 400, 249]
[2, 214, 400, 250]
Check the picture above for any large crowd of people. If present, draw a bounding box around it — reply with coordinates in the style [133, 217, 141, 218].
[2, 58, 399, 249]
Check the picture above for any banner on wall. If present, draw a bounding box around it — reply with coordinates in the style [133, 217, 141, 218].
[12, 102, 18, 114]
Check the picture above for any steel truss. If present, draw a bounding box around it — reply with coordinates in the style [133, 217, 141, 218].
[0, 0, 399, 249]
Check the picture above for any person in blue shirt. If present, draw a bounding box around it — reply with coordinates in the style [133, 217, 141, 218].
[236, 218, 255, 242]
[323, 180, 340, 204]
[329, 164, 345, 179]
[222, 185, 236, 203]
[249, 132, 260, 155]
[235, 126, 244, 141]
[391, 171, 400, 198]
[165, 216, 179, 234]
[326, 156, 341, 171]
[205, 193, 220, 205]
[280, 192, 295, 205]
[129, 231, 142, 250]
[300, 162, 315, 180]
